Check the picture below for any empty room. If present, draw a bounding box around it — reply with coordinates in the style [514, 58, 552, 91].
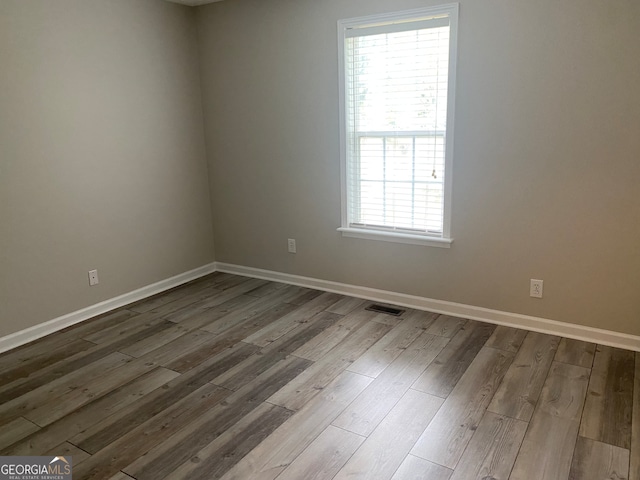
[1, 0, 639, 479]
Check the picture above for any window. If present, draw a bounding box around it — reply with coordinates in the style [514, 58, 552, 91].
[337, 5, 458, 247]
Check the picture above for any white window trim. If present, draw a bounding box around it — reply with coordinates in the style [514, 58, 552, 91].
[337, 227, 454, 247]
[337, 4, 459, 248]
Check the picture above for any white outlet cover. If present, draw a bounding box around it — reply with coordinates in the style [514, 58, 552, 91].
[530, 279, 543, 298]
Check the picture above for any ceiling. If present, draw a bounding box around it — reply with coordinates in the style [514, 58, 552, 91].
[164, 0, 224, 6]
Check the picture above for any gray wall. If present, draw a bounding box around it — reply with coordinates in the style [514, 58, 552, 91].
[2, 0, 638, 341]
[0, 0, 215, 338]
[197, 0, 640, 335]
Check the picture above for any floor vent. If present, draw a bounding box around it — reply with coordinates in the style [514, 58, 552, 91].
[365, 304, 405, 316]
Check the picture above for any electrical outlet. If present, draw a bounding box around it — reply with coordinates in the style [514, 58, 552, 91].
[88, 269, 99, 286]
[530, 279, 543, 298]
[287, 238, 296, 254]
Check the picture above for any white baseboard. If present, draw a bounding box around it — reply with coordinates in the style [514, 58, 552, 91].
[0, 263, 217, 354]
[216, 262, 640, 352]
[3, 260, 638, 355]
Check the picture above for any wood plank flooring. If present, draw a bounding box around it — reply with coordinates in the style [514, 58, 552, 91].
[0, 272, 638, 480]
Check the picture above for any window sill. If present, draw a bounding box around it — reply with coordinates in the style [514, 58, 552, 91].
[337, 227, 453, 248]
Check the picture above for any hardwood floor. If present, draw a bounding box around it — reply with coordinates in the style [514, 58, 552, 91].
[0, 272, 638, 480]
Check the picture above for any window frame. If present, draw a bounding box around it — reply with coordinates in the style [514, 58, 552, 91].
[337, 4, 459, 248]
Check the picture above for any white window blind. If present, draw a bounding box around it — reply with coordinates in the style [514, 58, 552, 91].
[338, 6, 458, 245]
